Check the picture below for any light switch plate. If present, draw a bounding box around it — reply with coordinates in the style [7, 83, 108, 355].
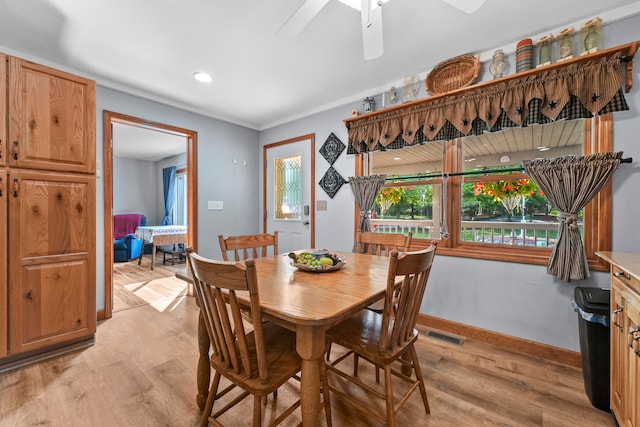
[208, 200, 224, 210]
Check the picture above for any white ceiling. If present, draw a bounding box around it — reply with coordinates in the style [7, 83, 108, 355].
[1, 0, 639, 134]
[112, 122, 186, 162]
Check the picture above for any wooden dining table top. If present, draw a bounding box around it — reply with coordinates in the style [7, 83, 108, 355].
[249, 250, 391, 327]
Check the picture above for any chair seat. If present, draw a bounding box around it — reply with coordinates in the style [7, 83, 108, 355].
[327, 309, 418, 365]
[215, 322, 301, 396]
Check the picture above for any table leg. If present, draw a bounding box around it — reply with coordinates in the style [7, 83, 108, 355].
[196, 310, 210, 411]
[297, 325, 325, 427]
[150, 244, 156, 270]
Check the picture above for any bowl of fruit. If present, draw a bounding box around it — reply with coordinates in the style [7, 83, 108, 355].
[289, 250, 346, 272]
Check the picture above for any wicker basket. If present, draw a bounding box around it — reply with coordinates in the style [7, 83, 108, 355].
[425, 54, 480, 95]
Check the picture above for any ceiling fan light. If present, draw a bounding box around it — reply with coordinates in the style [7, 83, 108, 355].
[440, 0, 486, 14]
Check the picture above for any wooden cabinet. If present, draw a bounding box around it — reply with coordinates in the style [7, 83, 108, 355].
[597, 252, 640, 427]
[8, 57, 95, 173]
[0, 53, 96, 367]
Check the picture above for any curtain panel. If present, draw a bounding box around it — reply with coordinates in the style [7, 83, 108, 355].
[346, 52, 628, 154]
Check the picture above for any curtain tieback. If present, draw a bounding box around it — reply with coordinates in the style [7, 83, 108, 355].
[360, 210, 372, 218]
[558, 212, 579, 228]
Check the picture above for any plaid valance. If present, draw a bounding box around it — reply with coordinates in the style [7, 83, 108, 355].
[346, 51, 631, 155]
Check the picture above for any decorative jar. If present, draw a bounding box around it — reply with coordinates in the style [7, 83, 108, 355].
[489, 50, 507, 79]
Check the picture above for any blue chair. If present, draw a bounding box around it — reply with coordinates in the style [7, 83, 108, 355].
[114, 214, 146, 262]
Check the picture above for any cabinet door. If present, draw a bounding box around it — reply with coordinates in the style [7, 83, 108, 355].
[0, 170, 6, 356]
[8, 57, 95, 173]
[611, 280, 626, 420]
[0, 53, 6, 167]
[8, 171, 96, 354]
[626, 299, 640, 427]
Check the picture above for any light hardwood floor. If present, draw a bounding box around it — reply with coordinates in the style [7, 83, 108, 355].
[0, 262, 615, 426]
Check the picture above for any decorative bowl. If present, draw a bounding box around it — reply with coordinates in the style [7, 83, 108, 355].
[291, 259, 347, 273]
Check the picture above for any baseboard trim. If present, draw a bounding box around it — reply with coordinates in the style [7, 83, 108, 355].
[0, 336, 95, 373]
[418, 314, 581, 368]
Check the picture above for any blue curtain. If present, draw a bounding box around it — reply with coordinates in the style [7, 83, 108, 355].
[162, 166, 177, 225]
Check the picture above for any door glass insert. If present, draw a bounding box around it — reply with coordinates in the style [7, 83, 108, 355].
[274, 154, 302, 220]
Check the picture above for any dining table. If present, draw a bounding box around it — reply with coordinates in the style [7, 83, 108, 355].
[194, 249, 391, 426]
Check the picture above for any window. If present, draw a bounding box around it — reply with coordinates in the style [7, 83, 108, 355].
[274, 154, 302, 220]
[366, 116, 613, 269]
[172, 168, 187, 226]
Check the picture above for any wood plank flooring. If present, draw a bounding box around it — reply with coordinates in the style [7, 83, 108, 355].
[0, 263, 615, 426]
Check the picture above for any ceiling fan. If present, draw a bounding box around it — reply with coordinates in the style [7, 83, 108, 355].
[277, 0, 486, 60]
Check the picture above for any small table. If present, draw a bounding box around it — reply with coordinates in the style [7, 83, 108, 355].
[135, 225, 187, 270]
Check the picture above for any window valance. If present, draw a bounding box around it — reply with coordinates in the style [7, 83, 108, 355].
[345, 42, 639, 155]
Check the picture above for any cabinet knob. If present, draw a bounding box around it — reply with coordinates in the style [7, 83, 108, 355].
[12, 140, 19, 161]
[25, 290, 33, 300]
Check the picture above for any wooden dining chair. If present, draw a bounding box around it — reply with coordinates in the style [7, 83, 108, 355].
[218, 232, 278, 261]
[355, 231, 413, 313]
[186, 248, 331, 427]
[355, 231, 412, 256]
[325, 245, 437, 427]
[326, 231, 414, 364]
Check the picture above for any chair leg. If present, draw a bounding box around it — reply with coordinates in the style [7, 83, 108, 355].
[320, 359, 333, 427]
[252, 395, 262, 426]
[409, 344, 430, 414]
[326, 342, 332, 361]
[353, 353, 359, 377]
[384, 364, 396, 427]
[200, 372, 221, 427]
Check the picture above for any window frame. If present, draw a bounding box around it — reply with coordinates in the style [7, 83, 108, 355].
[356, 114, 613, 271]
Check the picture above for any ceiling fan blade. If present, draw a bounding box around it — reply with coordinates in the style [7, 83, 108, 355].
[361, 0, 383, 60]
[440, 0, 486, 14]
[277, 0, 331, 38]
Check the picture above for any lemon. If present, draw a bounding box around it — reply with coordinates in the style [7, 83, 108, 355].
[319, 257, 334, 266]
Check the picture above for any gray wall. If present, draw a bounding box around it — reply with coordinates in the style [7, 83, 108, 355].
[258, 15, 640, 353]
[96, 87, 260, 310]
[113, 156, 157, 222]
[52, 13, 640, 352]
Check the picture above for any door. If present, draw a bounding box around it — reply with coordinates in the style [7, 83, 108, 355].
[264, 134, 314, 254]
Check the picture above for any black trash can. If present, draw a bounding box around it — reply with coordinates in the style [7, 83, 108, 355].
[574, 287, 610, 412]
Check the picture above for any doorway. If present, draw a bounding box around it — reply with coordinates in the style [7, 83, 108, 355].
[264, 134, 315, 253]
[102, 111, 198, 320]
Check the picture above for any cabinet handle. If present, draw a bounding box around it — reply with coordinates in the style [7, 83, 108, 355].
[24, 290, 32, 300]
[614, 271, 631, 280]
[0, 139, 3, 159]
[12, 179, 18, 197]
[12, 140, 18, 161]
[0, 176, 3, 198]
[629, 326, 640, 348]
[612, 307, 624, 329]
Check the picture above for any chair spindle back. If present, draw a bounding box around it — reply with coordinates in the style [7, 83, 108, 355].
[355, 231, 412, 256]
[219, 232, 279, 262]
[379, 245, 437, 353]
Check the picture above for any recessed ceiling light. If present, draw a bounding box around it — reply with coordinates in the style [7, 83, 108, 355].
[465, 157, 476, 162]
[193, 72, 213, 83]
[537, 146, 550, 151]
[393, 157, 401, 160]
